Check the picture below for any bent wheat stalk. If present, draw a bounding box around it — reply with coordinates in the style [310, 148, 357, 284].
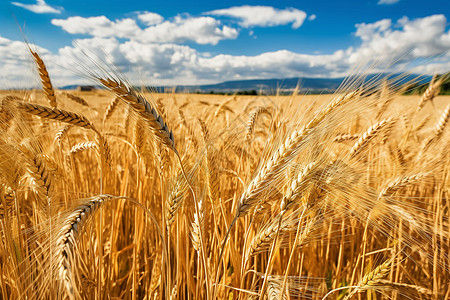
[97, 78, 176, 153]
[17, 102, 97, 132]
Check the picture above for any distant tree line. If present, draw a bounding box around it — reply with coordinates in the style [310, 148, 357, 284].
[404, 73, 450, 95]
[194, 89, 259, 95]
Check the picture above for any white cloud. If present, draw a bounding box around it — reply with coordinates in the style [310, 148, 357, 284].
[51, 16, 141, 39]
[308, 14, 317, 21]
[137, 11, 164, 26]
[378, 0, 400, 4]
[350, 14, 450, 65]
[52, 15, 238, 45]
[208, 5, 307, 29]
[140, 16, 238, 45]
[11, 0, 62, 14]
[1, 14, 450, 88]
[42, 38, 351, 85]
[0, 36, 52, 88]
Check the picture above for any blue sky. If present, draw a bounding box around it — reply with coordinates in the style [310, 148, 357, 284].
[0, 0, 449, 88]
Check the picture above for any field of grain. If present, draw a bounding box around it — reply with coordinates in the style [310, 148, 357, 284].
[0, 54, 449, 299]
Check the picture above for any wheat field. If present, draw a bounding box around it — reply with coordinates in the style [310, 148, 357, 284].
[0, 52, 449, 299]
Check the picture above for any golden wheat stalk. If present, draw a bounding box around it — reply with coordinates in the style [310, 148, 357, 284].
[29, 50, 57, 108]
[246, 213, 310, 258]
[214, 96, 236, 117]
[70, 141, 98, 155]
[190, 199, 203, 252]
[198, 118, 219, 203]
[377, 280, 434, 297]
[376, 80, 393, 119]
[237, 92, 357, 217]
[280, 162, 317, 212]
[17, 102, 111, 166]
[54, 125, 71, 146]
[55, 195, 113, 298]
[133, 119, 147, 156]
[417, 75, 441, 111]
[343, 260, 391, 300]
[17, 102, 98, 132]
[378, 172, 429, 198]
[434, 104, 450, 139]
[19, 145, 53, 202]
[333, 133, 359, 142]
[103, 97, 120, 122]
[178, 108, 199, 151]
[417, 104, 450, 157]
[245, 107, 269, 143]
[165, 173, 188, 229]
[349, 118, 393, 157]
[64, 93, 89, 107]
[97, 78, 176, 153]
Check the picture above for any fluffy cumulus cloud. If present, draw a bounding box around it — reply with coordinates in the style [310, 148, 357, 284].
[350, 14, 450, 65]
[137, 12, 164, 26]
[208, 6, 307, 29]
[2, 14, 450, 88]
[0, 36, 53, 88]
[51, 16, 141, 39]
[140, 16, 238, 45]
[11, 0, 62, 14]
[52, 15, 238, 45]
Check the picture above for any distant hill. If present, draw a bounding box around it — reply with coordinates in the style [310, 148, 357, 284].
[162, 74, 432, 94]
[178, 77, 344, 93]
[60, 74, 433, 94]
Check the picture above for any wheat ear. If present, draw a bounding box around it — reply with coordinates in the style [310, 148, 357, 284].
[54, 125, 71, 146]
[97, 78, 176, 152]
[19, 146, 53, 202]
[414, 116, 430, 132]
[237, 92, 357, 217]
[417, 104, 450, 157]
[56, 195, 112, 298]
[378, 172, 429, 198]
[434, 104, 450, 140]
[214, 96, 236, 117]
[246, 213, 306, 258]
[377, 280, 434, 296]
[17, 102, 97, 132]
[133, 119, 147, 155]
[198, 118, 219, 203]
[280, 162, 317, 212]
[343, 260, 391, 300]
[17, 102, 111, 166]
[30, 50, 57, 108]
[349, 118, 393, 157]
[70, 141, 98, 155]
[178, 108, 199, 151]
[103, 97, 120, 122]
[165, 172, 189, 229]
[245, 107, 269, 143]
[333, 133, 359, 142]
[64, 93, 89, 107]
[417, 75, 441, 111]
[190, 199, 204, 252]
